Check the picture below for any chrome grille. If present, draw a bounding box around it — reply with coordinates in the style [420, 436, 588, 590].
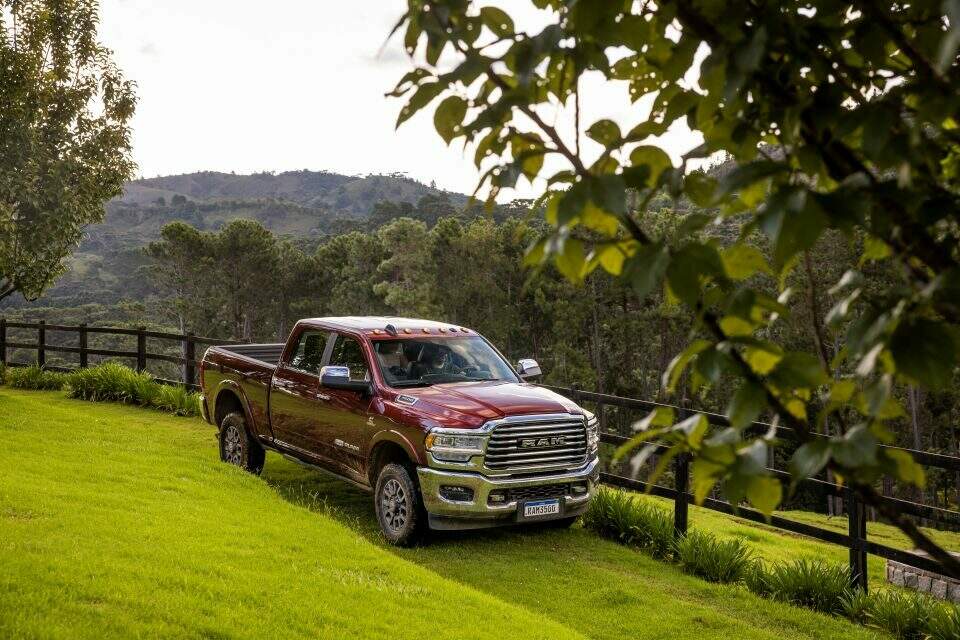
[484, 416, 587, 470]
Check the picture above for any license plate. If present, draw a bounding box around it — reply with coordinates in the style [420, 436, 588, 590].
[522, 498, 561, 518]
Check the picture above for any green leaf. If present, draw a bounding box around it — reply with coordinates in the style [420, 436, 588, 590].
[480, 6, 514, 38]
[768, 353, 829, 389]
[789, 440, 832, 481]
[666, 243, 724, 305]
[883, 449, 926, 489]
[675, 413, 710, 448]
[433, 95, 467, 144]
[396, 81, 445, 128]
[692, 457, 726, 503]
[663, 339, 711, 392]
[629, 146, 672, 188]
[716, 160, 786, 199]
[743, 346, 783, 375]
[586, 119, 621, 146]
[860, 235, 890, 265]
[726, 381, 766, 429]
[721, 244, 770, 280]
[889, 318, 958, 390]
[553, 237, 586, 282]
[684, 172, 717, 207]
[746, 475, 782, 518]
[832, 424, 878, 469]
[622, 242, 670, 299]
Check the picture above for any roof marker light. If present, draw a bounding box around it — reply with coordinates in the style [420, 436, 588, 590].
[385, 324, 398, 336]
[403, 328, 412, 334]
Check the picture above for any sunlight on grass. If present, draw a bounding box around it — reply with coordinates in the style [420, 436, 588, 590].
[0, 389, 880, 639]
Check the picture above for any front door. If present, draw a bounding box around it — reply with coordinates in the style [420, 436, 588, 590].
[315, 332, 375, 483]
[269, 328, 337, 464]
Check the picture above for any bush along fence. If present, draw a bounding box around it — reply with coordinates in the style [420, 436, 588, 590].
[0, 319, 241, 389]
[542, 384, 960, 596]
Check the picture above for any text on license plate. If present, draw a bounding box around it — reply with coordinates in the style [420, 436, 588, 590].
[523, 499, 560, 517]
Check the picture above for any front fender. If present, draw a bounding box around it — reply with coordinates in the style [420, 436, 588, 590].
[369, 429, 424, 466]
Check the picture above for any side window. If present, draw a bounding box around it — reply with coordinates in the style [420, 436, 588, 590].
[286, 330, 326, 374]
[328, 334, 370, 381]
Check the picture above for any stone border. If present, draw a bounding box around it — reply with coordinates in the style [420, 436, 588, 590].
[887, 552, 960, 602]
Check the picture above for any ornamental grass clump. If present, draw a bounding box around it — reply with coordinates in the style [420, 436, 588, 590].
[674, 530, 753, 584]
[762, 559, 851, 616]
[926, 602, 960, 640]
[868, 589, 934, 640]
[7, 364, 67, 391]
[581, 487, 674, 558]
[66, 362, 200, 417]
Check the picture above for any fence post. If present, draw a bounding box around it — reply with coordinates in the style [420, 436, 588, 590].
[847, 487, 868, 591]
[37, 320, 46, 367]
[79, 323, 88, 368]
[183, 334, 196, 387]
[136, 327, 146, 372]
[0, 318, 6, 367]
[674, 453, 690, 539]
[673, 404, 690, 540]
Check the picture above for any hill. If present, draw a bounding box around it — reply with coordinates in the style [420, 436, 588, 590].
[1, 170, 473, 311]
[0, 388, 881, 640]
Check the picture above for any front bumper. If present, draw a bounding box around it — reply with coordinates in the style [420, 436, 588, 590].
[417, 456, 600, 530]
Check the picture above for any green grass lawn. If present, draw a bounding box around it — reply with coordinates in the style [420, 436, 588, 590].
[0, 388, 886, 639]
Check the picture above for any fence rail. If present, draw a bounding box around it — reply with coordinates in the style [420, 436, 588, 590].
[0, 319, 241, 389]
[543, 384, 960, 588]
[3, 318, 958, 590]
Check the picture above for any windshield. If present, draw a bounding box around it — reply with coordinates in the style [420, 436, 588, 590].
[372, 336, 519, 387]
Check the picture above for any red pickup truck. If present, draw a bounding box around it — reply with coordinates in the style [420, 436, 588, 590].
[199, 316, 599, 545]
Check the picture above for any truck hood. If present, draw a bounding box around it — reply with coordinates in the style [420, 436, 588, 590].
[396, 380, 582, 429]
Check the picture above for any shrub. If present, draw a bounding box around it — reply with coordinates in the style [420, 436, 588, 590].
[66, 362, 200, 417]
[674, 530, 753, 583]
[7, 364, 67, 391]
[0, 362, 6, 385]
[868, 590, 933, 640]
[744, 560, 774, 597]
[153, 383, 200, 417]
[581, 487, 674, 558]
[840, 588, 873, 625]
[926, 602, 960, 640]
[762, 559, 851, 615]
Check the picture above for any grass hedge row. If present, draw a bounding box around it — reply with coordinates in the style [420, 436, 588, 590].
[583, 487, 960, 639]
[2, 362, 200, 417]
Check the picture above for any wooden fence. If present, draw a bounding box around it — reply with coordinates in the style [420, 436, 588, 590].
[543, 384, 960, 589]
[3, 318, 958, 589]
[0, 319, 240, 388]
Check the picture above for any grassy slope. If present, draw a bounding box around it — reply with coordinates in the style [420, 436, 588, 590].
[0, 389, 878, 640]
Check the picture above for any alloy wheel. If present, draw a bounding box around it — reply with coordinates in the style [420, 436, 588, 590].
[222, 424, 243, 465]
[380, 478, 408, 531]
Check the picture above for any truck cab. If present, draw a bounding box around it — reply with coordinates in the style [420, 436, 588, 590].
[199, 316, 600, 545]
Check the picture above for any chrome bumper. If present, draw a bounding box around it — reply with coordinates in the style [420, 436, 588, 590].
[417, 457, 600, 529]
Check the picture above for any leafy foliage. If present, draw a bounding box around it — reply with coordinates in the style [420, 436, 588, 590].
[581, 487, 674, 558]
[0, 0, 136, 302]
[391, 0, 960, 569]
[673, 529, 753, 583]
[752, 559, 852, 616]
[65, 362, 200, 416]
[7, 365, 68, 391]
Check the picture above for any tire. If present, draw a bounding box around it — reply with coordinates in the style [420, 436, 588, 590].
[374, 463, 427, 546]
[219, 411, 265, 475]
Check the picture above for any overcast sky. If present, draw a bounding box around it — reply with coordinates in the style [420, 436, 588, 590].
[99, 1, 701, 200]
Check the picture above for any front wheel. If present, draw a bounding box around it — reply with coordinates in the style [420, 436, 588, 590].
[374, 463, 427, 546]
[219, 412, 265, 475]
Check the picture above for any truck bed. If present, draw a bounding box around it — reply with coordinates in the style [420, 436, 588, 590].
[213, 343, 285, 366]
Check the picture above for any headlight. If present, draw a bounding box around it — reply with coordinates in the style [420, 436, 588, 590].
[425, 429, 486, 463]
[585, 413, 599, 453]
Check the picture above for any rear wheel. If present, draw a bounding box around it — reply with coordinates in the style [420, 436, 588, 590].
[374, 463, 426, 546]
[219, 411, 265, 475]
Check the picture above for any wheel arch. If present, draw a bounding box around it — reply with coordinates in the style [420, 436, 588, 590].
[213, 381, 253, 433]
[367, 432, 421, 487]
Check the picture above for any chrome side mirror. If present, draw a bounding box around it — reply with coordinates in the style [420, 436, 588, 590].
[516, 358, 542, 380]
[320, 365, 371, 394]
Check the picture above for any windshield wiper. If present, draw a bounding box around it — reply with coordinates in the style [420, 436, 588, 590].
[391, 380, 433, 388]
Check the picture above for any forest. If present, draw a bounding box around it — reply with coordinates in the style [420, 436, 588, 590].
[73, 188, 960, 517]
